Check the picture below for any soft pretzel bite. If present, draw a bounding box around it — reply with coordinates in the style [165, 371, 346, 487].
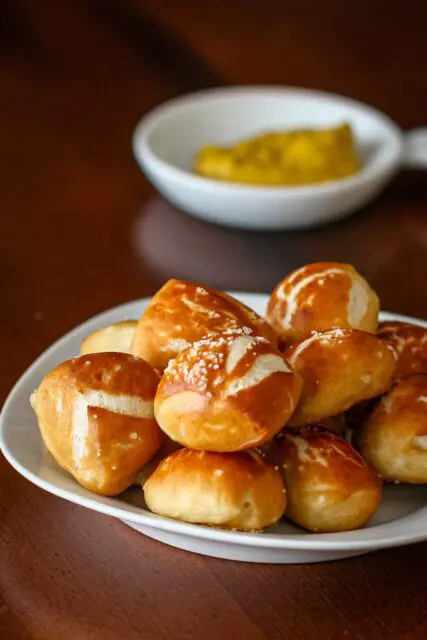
[143, 448, 286, 531]
[361, 374, 427, 483]
[284, 329, 396, 426]
[155, 331, 302, 451]
[267, 262, 379, 344]
[274, 427, 382, 532]
[30, 353, 162, 495]
[377, 321, 427, 381]
[132, 279, 278, 372]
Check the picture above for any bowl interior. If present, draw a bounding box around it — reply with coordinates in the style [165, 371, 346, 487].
[142, 88, 403, 177]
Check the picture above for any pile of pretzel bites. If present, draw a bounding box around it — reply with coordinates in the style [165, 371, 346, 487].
[30, 263, 427, 533]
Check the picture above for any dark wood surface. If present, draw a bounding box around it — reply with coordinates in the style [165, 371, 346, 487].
[2, 1, 427, 638]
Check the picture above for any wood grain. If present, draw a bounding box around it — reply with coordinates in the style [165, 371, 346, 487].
[2, 1, 427, 638]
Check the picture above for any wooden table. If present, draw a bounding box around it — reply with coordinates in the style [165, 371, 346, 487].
[2, 1, 427, 638]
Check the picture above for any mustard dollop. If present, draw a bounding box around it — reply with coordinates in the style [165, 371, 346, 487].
[194, 123, 361, 186]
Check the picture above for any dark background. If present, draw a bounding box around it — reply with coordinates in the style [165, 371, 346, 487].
[1, 2, 427, 638]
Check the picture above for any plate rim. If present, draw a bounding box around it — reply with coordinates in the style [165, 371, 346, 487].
[2, 293, 427, 553]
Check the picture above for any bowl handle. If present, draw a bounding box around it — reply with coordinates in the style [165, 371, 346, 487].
[403, 128, 427, 169]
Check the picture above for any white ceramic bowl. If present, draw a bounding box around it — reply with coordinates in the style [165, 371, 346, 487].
[2, 294, 427, 564]
[133, 87, 427, 230]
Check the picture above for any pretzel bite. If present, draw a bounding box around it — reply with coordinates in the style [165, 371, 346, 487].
[131, 279, 278, 372]
[80, 320, 137, 355]
[143, 449, 286, 531]
[274, 428, 382, 532]
[284, 329, 396, 426]
[155, 332, 302, 451]
[30, 353, 162, 495]
[377, 321, 427, 380]
[266, 262, 379, 344]
[360, 374, 427, 483]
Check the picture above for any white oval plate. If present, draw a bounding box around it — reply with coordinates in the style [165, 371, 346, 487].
[2, 293, 427, 564]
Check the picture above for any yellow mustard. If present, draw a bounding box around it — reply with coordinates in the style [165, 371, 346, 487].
[194, 123, 361, 186]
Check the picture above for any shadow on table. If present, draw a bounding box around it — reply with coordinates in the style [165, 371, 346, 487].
[131, 183, 417, 292]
